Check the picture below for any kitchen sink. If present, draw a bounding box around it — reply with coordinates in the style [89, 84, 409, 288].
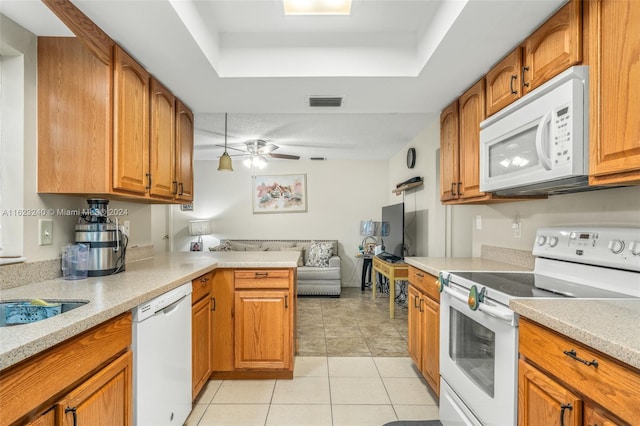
[0, 300, 89, 327]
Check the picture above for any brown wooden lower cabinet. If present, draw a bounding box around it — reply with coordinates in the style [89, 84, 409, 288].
[518, 317, 640, 425]
[210, 268, 297, 380]
[407, 266, 440, 397]
[192, 273, 212, 400]
[0, 313, 132, 426]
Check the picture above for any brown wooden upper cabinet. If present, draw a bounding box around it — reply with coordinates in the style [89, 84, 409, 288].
[486, 0, 582, 117]
[37, 1, 194, 203]
[587, 0, 640, 185]
[439, 100, 459, 202]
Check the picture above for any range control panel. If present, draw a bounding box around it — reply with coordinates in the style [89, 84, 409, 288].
[533, 226, 640, 271]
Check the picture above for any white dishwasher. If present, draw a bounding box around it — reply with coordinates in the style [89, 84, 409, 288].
[132, 282, 192, 426]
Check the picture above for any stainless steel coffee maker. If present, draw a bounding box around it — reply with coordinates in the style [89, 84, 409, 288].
[75, 199, 127, 277]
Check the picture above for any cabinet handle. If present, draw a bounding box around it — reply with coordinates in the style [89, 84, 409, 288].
[522, 66, 530, 88]
[145, 173, 152, 191]
[178, 182, 184, 196]
[419, 298, 424, 313]
[560, 403, 572, 426]
[416, 273, 424, 278]
[451, 182, 457, 196]
[510, 74, 518, 95]
[211, 297, 216, 311]
[172, 181, 178, 195]
[65, 407, 78, 426]
[457, 182, 462, 196]
[414, 295, 420, 308]
[255, 272, 269, 278]
[285, 295, 289, 308]
[200, 277, 209, 283]
[563, 349, 599, 368]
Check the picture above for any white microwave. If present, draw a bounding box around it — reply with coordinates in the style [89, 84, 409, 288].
[480, 66, 589, 195]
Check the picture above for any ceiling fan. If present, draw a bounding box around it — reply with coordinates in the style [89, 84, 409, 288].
[217, 139, 300, 169]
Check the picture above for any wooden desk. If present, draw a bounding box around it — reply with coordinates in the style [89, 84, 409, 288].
[372, 256, 409, 319]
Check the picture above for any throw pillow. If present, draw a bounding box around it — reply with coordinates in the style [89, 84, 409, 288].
[229, 241, 262, 251]
[245, 246, 268, 251]
[209, 241, 232, 251]
[280, 246, 305, 267]
[306, 241, 333, 267]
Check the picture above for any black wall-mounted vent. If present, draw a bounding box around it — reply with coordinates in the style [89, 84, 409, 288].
[310, 157, 326, 160]
[308, 96, 343, 107]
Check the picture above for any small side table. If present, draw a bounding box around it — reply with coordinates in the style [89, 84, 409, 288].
[361, 255, 373, 291]
[372, 256, 409, 319]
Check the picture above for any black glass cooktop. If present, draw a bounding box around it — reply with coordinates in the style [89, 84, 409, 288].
[449, 271, 630, 300]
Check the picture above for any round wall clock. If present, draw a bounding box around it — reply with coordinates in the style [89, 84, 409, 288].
[406, 147, 416, 169]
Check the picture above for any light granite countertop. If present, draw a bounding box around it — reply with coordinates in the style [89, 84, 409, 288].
[511, 298, 640, 370]
[0, 251, 299, 371]
[404, 256, 532, 277]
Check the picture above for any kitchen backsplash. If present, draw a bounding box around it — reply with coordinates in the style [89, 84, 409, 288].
[481, 245, 535, 269]
[0, 244, 154, 290]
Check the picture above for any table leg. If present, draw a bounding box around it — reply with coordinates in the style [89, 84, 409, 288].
[389, 272, 395, 319]
[372, 268, 377, 300]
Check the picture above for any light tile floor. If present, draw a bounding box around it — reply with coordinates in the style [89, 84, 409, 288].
[186, 357, 439, 426]
[186, 287, 439, 425]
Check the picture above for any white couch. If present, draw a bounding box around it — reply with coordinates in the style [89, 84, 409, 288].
[212, 239, 341, 297]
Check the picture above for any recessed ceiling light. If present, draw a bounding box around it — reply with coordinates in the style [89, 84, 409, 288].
[284, 0, 352, 15]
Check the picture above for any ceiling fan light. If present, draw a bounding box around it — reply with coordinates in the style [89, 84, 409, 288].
[218, 152, 234, 171]
[243, 157, 252, 168]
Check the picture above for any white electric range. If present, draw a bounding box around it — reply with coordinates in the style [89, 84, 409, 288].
[438, 226, 640, 426]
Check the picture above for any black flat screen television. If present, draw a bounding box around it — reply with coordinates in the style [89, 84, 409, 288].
[380, 203, 405, 261]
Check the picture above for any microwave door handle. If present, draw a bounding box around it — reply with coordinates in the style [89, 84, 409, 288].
[535, 112, 553, 170]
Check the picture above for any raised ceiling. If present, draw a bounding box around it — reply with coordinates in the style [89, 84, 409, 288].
[1, 0, 566, 161]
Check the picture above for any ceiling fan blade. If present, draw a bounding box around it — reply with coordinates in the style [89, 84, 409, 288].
[259, 143, 279, 154]
[269, 153, 300, 160]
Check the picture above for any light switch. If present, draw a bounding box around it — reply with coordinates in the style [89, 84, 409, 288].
[39, 219, 53, 245]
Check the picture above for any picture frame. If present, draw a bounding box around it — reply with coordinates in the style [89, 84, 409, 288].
[190, 241, 203, 252]
[252, 174, 307, 214]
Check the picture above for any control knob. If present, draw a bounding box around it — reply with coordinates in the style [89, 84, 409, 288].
[536, 235, 547, 246]
[548, 236, 559, 247]
[608, 240, 625, 254]
[629, 241, 640, 256]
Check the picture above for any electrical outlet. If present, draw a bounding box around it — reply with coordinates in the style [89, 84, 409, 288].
[513, 222, 522, 239]
[123, 220, 130, 237]
[39, 219, 53, 245]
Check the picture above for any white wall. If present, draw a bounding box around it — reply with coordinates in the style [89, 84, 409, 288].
[172, 159, 389, 286]
[1, 15, 155, 263]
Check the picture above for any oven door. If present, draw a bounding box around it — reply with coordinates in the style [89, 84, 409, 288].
[440, 284, 518, 426]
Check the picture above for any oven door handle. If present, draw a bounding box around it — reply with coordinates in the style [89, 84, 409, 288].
[478, 302, 515, 323]
[443, 286, 515, 324]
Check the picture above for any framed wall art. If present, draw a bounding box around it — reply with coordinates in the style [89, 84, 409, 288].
[252, 174, 307, 214]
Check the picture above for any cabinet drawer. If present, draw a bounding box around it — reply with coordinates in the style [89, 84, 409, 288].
[519, 318, 640, 424]
[373, 258, 391, 275]
[192, 272, 212, 302]
[235, 269, 291, 289]
[408, 266, 440, 302]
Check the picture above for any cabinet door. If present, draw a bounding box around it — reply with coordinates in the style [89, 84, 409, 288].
[588, 0, 640, 185]
[149, 78, 176, 199]
[522, 0, 582, 94]
[518, 359, 582, 426]
[459, 79, 487, 200]
[175, 100, 195, 202]
[59, 351, 132, 426]
[234, 290, 291, 370]
[486, 48, 523, 116]
[440, 100, 460, 202]
[583, 405, 618, 426]
[211, 270, 235, 372]
[26, 408, 55, 426]
[192, 296, 212, 400]
[407, 285, 423, 368]
[422, 295, 439, 397]
[113, 46, 150, 195]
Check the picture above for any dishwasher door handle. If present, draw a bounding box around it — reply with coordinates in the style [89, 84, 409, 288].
[157, 295, 188, 315]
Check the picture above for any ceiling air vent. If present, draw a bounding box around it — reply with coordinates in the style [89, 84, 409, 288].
[310, 157, 326, 160]
[308, 96, 344, 107]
